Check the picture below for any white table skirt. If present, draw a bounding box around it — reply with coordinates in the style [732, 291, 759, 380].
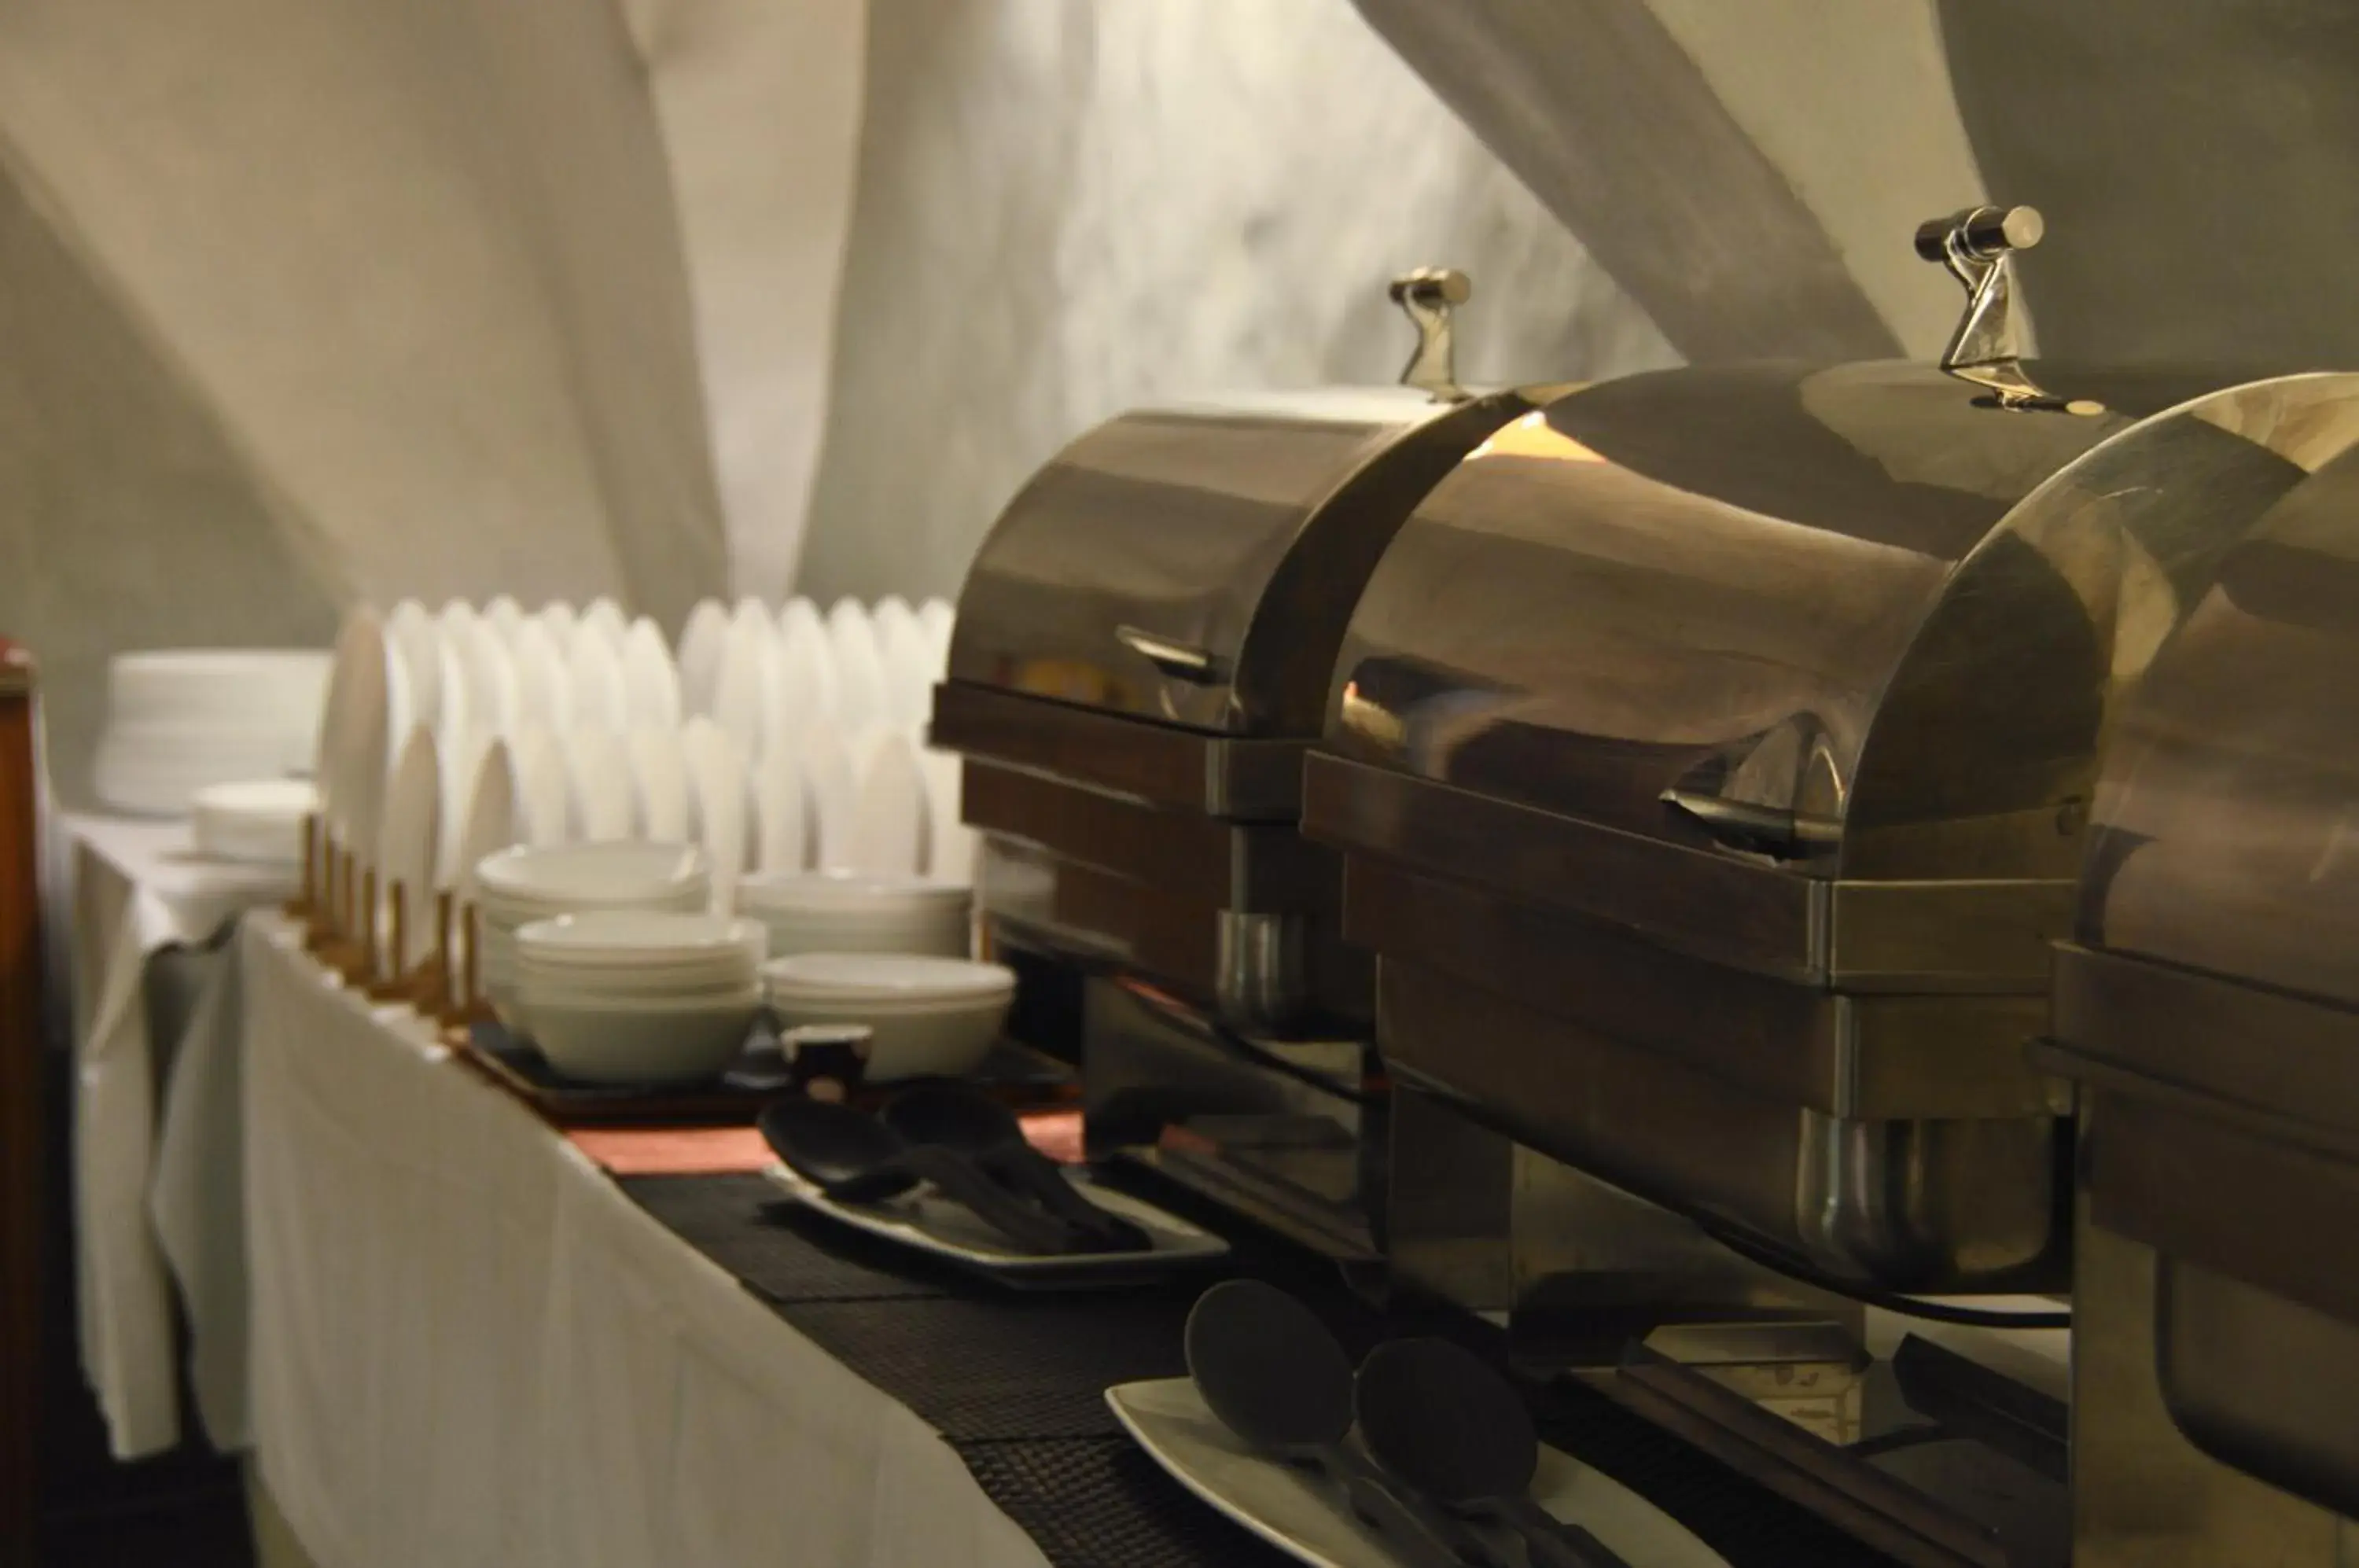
[226, 915, 1052, 1568]
[66, 814, 293, 1458]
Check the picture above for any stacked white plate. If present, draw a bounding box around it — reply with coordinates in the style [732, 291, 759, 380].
[762, 953, 1014, 1082]
[735, 870, 971, 960]
[190, 778, 318, 864]
[512, 910, 765, 1082]
[94, 650, 330, 816]
[473, 841, 711, 1026]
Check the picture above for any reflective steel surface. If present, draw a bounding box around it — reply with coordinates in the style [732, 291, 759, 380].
[1312, 366, 2359, 1295]
[1326, 366, 2359, 888]
[948, 385, 1537, 736]
[2078, 436, 2359, 999]
[2057, 436, 2359, 1533]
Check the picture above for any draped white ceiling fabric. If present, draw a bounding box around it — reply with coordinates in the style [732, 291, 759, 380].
[0, 0, 866, 802]
[793, 0, 1682, 605]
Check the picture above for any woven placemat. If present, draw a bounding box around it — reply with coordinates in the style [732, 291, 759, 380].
[782, 1292, 1198, 1441]
[952, 1437, 1299, 1568]
[617, 1173, 956, 1302]
[619, 1171, 1904, 1566]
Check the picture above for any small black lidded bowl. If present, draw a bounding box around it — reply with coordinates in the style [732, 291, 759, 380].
[780, 1022, 874, 1103]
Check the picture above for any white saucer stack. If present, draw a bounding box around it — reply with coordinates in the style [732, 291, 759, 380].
[190, 779, 318, 864]
[473, 842, 711, 1026]
[511, 909, 765, 1083]
[734, 870, 972, 961]
[94, 650, 331, 816]
[762, 953, 1014, 1082]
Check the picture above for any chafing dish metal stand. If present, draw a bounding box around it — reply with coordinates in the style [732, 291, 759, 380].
[1308, 208, 2359, 1566]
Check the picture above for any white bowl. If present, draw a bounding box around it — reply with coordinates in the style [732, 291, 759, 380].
[763, 988, 1007, 1082]
[475, 840, 708, 920]
[762, 951, 1014, 1005]
[749, 913, 970, 962]
[515, 910, 764, 966]
[521, 988, 762, 1084]
[736, 869, 969, 915]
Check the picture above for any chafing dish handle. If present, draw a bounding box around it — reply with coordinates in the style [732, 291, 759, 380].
[1114, 625, 1230, 685]
[1660, 789, 1841, 859]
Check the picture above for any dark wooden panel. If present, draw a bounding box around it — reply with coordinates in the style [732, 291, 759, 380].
[0, 640, 40, 1566]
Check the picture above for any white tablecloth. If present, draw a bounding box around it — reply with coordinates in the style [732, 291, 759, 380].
[221, 915, 1051, 1568]
[66, 814, 293, 1459]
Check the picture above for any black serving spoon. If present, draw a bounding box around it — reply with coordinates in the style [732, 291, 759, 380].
[882, 1085, 1153, 1253]
[756, 1097, 1086, 1256]
[1356, 1337, 1634, 1568]
[1182, 1281, 1500, 1568]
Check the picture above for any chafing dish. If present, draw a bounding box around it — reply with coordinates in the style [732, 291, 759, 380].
[2049, 441, 2359, 1565]
[934, 271, 1545, 1254]
[1305, 209, 2359, 1564]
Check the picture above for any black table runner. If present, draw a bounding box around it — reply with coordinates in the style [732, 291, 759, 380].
[620, 1172, 1900, 1568]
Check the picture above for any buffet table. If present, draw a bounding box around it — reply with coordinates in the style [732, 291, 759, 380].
[71, 903, 1897, 1567]
[226, 914, 1048, 1568]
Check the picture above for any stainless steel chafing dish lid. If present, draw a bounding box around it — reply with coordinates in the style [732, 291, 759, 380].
[944, 383, 1539, 742]
[2050, 444, 2359, 1517]
[1308, 363, 2359, 985]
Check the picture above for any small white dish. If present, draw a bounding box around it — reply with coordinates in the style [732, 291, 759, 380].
[432, 639, 473, 755]
[1104, 1378, 1728, 1568]
[376, 727, 443, 973]
[329, 612, 395, 870]
[458, 619, 521, 741]
[750, 747, 811, 873]
[764, 1164, 1228, 1285]
[797, 723, 859, 871]
[191, 779, 317, 865]
[506, 727, 575, 849]
[562, 727, 638, 841]
[675, 599, 731, 718]
[484, 595, 528, 646]
[387, 605, 443, 739]
[510, 620, 574, 733]
[681, 718, 751, 911]
[826, 601, 890, 731]
[621, 617, 683, 730]
[625, 726, 694, 841]
[580, 597, 629, 652]
[710, 605, 782, 762]
[849, 730, 928, 875]
[918, 749, 974, 885]
[769, 612, 839, 755]
[874, 605, 935, 731]
[567, 626, 630, 732]
[456, 738, 521, 895]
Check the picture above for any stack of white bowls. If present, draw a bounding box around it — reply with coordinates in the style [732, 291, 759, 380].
[511, 910, 765, 1083]
[762, 953, 1015, 1082]
[94, 650, 330, 816]
[473, 841, 710, 1026]
[190, 778, 318, 864]
[734, 870, 972, 961]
